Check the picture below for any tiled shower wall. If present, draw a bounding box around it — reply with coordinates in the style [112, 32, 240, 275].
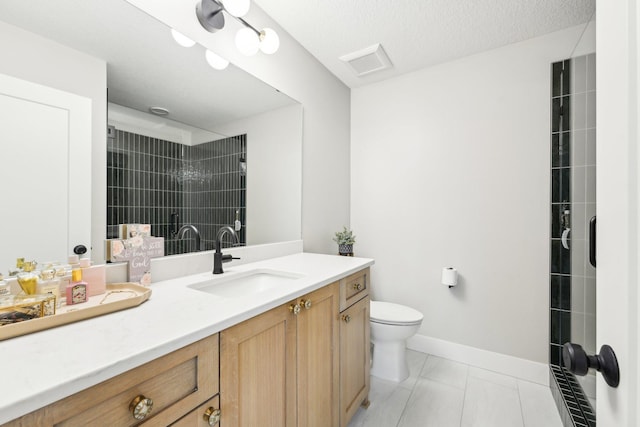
[107, 130, 246, 255]
[549, 54, 596, 427]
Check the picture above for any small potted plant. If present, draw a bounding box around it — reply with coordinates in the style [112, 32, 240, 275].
[333, 226, 356, 256]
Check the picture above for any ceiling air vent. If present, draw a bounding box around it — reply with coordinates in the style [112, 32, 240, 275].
[339, 43, 393, 77]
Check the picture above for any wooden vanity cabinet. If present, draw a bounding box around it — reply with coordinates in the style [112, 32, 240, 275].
[339, 268, 371, 427]
[220, 281, 340, 427]
[3, 334, 219, 427]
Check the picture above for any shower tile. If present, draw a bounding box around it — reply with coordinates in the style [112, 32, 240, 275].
[551, 169, 570, 203]
[560, 96, 571, 132]
[552, 132, 571, 168]
[551, 275, 571, 310]
[584, 278, 596, 316]
[586, 128, 596, 166]
[571, 129, 586, 167]
[571, 203, 586, 240]
[586, 54, 596, 91]
[584, 93, 594, 130]
[571, 238, 586, 277]
[586, 166, 596, 203]
[552, 98, 561, 133]
[570, 312, 585, 350]
[552, 62, 563, 97]
[571, 276, 585, 313]
[551, 240, 570, 275]
[562, 60, 571, 95]
[571, 166, 586, 203]
[572, 92, 587, 130]
[584, 315, 596, 354]
[571, 55, 587, 95]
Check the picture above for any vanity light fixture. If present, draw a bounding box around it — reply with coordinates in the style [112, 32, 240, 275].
[195, 0, 280, 56]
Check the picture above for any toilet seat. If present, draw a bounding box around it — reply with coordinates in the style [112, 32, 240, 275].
[370, 301, 423, 326]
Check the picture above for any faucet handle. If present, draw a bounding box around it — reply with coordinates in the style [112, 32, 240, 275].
[221, 254, 241, 263]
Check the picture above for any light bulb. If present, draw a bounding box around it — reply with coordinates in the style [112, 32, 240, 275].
[235, 27, 260, 56]
[170, 29, 196, 47]
[223, 0, 250, 17]
[259, 28, 279, 54]
[205, 49, 229, 70]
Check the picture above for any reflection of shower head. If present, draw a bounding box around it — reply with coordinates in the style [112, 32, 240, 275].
[240, 157, 247, 176]
[561, 205, 571, 229]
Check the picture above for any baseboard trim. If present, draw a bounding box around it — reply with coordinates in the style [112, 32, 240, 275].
[407, 334, 549, 386]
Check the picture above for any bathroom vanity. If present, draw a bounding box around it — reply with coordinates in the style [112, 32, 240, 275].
[0, 253, 372, 427]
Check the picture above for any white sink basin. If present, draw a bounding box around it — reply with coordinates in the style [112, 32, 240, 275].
[188, 269, 305, 298]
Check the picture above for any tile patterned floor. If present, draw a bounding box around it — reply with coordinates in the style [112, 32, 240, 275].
[348, 350, 563, 427]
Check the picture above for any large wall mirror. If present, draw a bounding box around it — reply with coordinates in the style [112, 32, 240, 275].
[0, 0, 302, 266]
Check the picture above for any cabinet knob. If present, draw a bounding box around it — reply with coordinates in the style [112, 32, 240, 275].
[301, 299, 312, 310]
[129, 395, 153, 420]
[289, 303, 301, 315]
[353, 282, 363, 291]
[203, 407, 221, 426]
[342, 314, 352, 323]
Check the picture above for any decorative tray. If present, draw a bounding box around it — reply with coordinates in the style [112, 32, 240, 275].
[0, 283, 151, 341]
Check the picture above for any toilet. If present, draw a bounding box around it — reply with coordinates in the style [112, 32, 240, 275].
[370, 301, 423, 382]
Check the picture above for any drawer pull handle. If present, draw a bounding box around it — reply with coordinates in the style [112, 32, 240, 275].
[353, 283, 363, 291]
[203, 407, 221, 425]
[129, 395, 153, 420]
[289, 303, 301, 315]
[301, 299, 312, 310]
[342, 314, 352, 323]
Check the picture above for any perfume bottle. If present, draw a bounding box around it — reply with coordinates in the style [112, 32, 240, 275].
[17, 261, 38, 295]
[66, 269, 88, 305]
[0, 274, 10, 296]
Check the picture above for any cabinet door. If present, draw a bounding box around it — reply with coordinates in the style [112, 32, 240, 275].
[220, 304, 297, 427]
[340, 296, 370, 427]
[297, 282, 340, 427]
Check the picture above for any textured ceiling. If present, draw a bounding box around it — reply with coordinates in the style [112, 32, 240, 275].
[255, 0, 595, 88]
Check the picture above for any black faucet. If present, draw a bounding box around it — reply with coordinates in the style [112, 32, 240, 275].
[213, 226, 240, 274]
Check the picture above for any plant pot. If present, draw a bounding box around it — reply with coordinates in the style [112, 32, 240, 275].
[338, 244, 353, 256]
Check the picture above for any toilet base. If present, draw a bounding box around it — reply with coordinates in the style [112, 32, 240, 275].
[370, 339, 410, 382]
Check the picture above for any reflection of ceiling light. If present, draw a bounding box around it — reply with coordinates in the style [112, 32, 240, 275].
[205, 49, 230, 70]
[171, 29, 196, 47]
[235, 27, 260, 56]
[149, 106, 170, 116]
[194, 0, 279, 56]
[222, 0, 250, 18]
[259, 28, 279, 54]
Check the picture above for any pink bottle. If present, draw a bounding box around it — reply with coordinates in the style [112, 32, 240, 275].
[66, 269, 88, 305]
[79, 258, 106, 297]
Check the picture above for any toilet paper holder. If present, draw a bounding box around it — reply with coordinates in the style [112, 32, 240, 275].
[441, 267, 458, 288]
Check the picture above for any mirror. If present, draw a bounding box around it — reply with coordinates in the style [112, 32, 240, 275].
[0, 0, 302, 265]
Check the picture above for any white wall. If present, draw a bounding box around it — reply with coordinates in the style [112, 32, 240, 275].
[216, 104, 303, 245]
[127, 0, 351, 254]
[0, 21, 107, 262]
[351, 26, 589, 363]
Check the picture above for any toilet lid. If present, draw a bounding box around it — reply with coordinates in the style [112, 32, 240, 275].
[370, 301, 423, 326]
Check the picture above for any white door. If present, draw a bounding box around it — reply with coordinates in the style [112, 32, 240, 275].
[0, 73, 91, 268]
[596, 1, 640, 425]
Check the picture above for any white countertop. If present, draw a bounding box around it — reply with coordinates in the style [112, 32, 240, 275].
[0, 252, 373, 424]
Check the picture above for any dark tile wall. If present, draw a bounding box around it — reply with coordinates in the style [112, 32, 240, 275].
[550, 58, 572, 366]
[107, 130, 246, 256]
[550, 54, 597, 427]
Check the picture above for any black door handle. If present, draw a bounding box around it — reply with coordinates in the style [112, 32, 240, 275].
[589, 216, 596, 267]
[563, 343, 619, 387]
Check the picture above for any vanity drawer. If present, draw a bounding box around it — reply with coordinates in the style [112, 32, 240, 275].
[340, 268, 369, 311]
[49, 334, 219, 427]
[170, 395, 220, 427]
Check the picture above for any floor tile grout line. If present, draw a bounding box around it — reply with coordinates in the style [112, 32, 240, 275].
[458, 360, 470, 427]
[515, 379, 527, 427]
[395, 352, 430, 427]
